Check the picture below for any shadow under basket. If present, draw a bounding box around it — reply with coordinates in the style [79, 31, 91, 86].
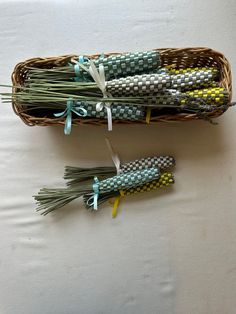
[12, 47, 232, 127]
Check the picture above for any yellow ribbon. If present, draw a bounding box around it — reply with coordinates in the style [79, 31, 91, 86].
[112, 191, 125, 218]
[145, 107, 152, 124]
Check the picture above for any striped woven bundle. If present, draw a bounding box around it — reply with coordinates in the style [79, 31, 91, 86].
[75, 50, 161, 81]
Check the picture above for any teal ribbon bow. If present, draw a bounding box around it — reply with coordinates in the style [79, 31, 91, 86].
[74, 54, 105, 82]
[54, 99, 87, 135]
[86, 177, 100, 210]
[74, 55, 88, 82]
[92, 177, 100, 210]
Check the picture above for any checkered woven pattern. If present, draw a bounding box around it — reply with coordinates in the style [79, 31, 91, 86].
[99, 168, 160, 193]
[123, 172, 174, 196]
[79, 102, 144, 120]
[181, 102, 215, 113]
[183, 87, 229, 106]
[147, 90, 181, 106]
[145, 67, 169, 75]
[169, 67, 218, 75]
[77, 51, 160, 81]
[105, 67, 218, 98]
[170, 68, 218, 91]
[145, 86, 228, 109]
[120, 156, 175, 173]
[106, 73, 171, 97]
[94, 51, 160, 80]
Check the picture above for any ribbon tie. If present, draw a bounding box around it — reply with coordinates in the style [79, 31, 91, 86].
[74, 56, 88, 82]
[105, 138, 121, 174]
[105, 138, 123, 217]
[79, 60, 113, 131]
[86, 177, 100, 210]
[92, 177, 100, 210]
[54, 98, 87, 135]
[112, 191, 125, 218]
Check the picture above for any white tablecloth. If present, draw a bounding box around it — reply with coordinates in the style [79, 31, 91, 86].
[0, 1, 236, 313]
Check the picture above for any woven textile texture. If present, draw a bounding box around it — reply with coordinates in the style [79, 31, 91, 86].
[123, 172, 174, 195]
[120, 156, 175, 172]
[99, 167, 160, 192]
[76, 50, 161, 81]
[106, 73, 171, 97]
[77, 102, 145, 120]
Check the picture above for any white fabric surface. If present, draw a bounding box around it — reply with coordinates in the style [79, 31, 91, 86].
[0, 1, 236, 313]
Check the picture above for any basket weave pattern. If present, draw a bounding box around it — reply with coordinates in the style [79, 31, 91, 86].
[12, 47, 232, 126]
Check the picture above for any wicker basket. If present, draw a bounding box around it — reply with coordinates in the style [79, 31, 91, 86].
[12, 47, 232, 127]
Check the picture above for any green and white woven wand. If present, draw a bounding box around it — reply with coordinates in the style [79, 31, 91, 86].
[27, 50, 161, 83]
[64, 155, 175, 186]
[35, 167, 160, 215]
[75, 102, 145, 120]
[84, 172, 175, 217]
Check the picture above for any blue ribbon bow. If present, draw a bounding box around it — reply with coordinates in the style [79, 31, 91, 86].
[74, 54, 104, 82]
[54, 99, 87, 135]
[74, 55, 88, 82]
[92, 177, 100, 210]
[87, 177, 100, 210]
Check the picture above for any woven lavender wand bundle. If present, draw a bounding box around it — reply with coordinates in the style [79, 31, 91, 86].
[147, 86, 230, 118]
[35, 167, 160, 215]
[75, 102, 145, 120]
[169, 67, 218, 91]
[64, 155, 175, 186]
[27, 50, 161, 83]
[17, 65, 219, 106]
[1, 58, 223, 133]
[106, 67, 218, 97]
[184, 87, 229, 106]
[84, 172, 175, 214]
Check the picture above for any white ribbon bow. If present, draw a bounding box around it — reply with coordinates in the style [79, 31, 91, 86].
[79, 60, 113, 131]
